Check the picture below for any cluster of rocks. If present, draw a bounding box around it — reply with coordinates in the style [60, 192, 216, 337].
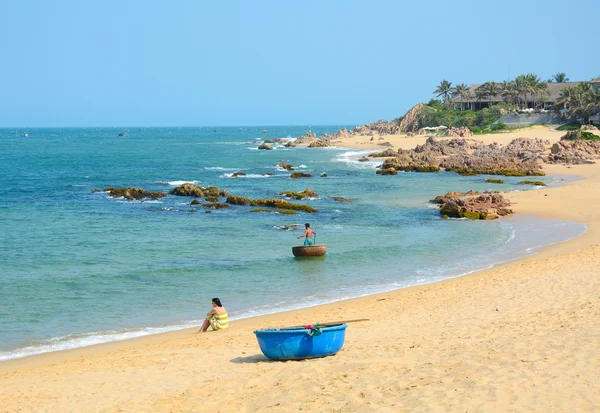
[350, 120, 400, 136]
[546, 140, 600, 164]
[440, 151, 544, 176]
[294, 131, 317, 144]
[503, 138, 549, 160]
[380, 152, 440, 173]
[429, 190, 482, 204]
[278, 161, 294, 171]
[444, 127, 473, 137]
[373, 137, 546, 176]
[290, 172, 312, 179]
[96, 187, 166, 201]
[225, 195, 317, 213]
[437, 193, 513, 220]
[279, 188, 317, 200]
[329, 196, 352, 203]
[169, 183, 228, 198]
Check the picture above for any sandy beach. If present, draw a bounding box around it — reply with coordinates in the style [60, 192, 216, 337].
[2, 127, 599, 412]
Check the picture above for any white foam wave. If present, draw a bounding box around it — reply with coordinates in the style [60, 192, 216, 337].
[203, 167, 238, 171]
[155, 180, 198, 186]
[0, 321, 203, 362]
[333, 150, 379, 169]
[221, 173, 272, 179]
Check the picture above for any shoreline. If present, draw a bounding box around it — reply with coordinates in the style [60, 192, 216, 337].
[0, 214, 584, 365]
[2, 127, 599, 411]
[0, 154, 586, 364]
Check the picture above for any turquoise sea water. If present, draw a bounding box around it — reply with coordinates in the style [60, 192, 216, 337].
[0, 126, 586, 360]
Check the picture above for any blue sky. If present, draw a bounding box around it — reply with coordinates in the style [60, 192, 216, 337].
[1, 0, 599, 127]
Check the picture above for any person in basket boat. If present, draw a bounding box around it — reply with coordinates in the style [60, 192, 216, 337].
[297, 223, 317, 246]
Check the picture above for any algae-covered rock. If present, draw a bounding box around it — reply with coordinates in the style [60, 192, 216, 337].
[329, 196, 352, 203]
[519, 180, 547, 186]
[226, 196, 318, 213]
[430, 190, 481, 204]
[278, 161, 294, 171]
[201, 203, 229, 209]
[250, 208, 296, 215]
[485, 179, 504, 184]
[226, 195, 251, 205]
[439, 194, 513, 220]
[205, 195, 219, 203]
[169, 183, 229, 198]
[190, 199, 201, 205]
[250, 198, 318, 213]
[290, 172, 312, 179]
[258, 143, 273, 150]
[231, 172, 247, 177]
[103, 187, 166, 201]
[376, 168, 398, 175]
[279, 188, 318, 200]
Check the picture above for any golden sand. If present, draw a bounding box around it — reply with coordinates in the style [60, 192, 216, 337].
[1, 127, 599, 412]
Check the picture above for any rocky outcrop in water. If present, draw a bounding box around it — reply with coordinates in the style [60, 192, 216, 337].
[258, 143, 273, 150]
[290, 172, 312, 178]
[225, 196, 318, 213]
[278, 161, 294, 171]
[101, 187, 166, 201]
[439, 193, 513, 220]
[170, 183, 228, 198]
[279, 188, 317, 200]
[329, 196, 352, 203]
[231, 172, 246, 177]
[429, 190, 481, 204]
[381, 152, 440, 172]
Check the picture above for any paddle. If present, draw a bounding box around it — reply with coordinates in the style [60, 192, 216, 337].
[275, 318, 370, 331]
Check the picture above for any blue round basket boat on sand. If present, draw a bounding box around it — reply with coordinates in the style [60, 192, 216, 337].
[254, 324, 347, 361]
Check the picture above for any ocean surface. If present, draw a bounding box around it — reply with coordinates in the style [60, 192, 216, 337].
[0, 126, 586, 361]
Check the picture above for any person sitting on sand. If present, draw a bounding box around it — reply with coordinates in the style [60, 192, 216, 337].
[297, 223, 316, 246]
[198, 298, 229, 332]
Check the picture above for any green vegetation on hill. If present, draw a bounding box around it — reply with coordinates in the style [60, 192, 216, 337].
[556, 122, 581, 131]
[417, 100, 515, 134]
[561, 130, 600, 141]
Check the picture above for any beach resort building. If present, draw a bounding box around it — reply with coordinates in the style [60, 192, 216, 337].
[452, 79, 600, 111]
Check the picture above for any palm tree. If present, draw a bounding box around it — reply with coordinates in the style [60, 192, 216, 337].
[453, 83, 469, 111]
[514, 75, 528, 108]
[478, 81, 501, 107]
[557, 82, 600, 124]
[434, 80, 453, 107]
[500, 80, 518, 105]
[552, 72, 569, 83]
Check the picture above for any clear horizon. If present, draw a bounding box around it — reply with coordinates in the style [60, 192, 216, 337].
[2, 0, 599, 128]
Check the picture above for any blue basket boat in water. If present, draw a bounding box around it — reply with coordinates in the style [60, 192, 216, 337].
[254, 324, 347, 361]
